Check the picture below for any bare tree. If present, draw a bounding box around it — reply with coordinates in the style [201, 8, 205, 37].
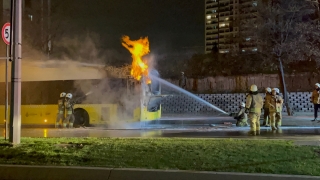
[243, 0, 320, 116]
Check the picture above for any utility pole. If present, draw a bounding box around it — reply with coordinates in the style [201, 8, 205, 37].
[47, 0, 51, 59]
[9, 0, 22, 144]
[41, 0, 44, 54]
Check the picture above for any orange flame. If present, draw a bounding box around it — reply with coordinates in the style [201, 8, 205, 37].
[122, 35, 150, 81]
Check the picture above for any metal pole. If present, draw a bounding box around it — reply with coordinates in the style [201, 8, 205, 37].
[8, 0, 15, 142]
[47, 0, 51, 59]
[9, 0, 22, 144]
[5, 45, 9, 140]
[41, 0, 44, 53]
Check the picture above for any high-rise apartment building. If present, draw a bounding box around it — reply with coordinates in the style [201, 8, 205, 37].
[205, 0, 238, 54]
[204, 0, 258, 54]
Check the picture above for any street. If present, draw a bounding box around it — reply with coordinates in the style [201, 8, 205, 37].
[1, 126, 320, 141]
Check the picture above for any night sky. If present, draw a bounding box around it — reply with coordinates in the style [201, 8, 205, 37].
[58, 0, 204, 55]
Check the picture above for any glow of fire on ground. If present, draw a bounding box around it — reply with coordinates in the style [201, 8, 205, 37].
[121, 35, 151, 84]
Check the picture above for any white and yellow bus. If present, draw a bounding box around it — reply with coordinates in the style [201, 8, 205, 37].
[0, 60, 161, 128]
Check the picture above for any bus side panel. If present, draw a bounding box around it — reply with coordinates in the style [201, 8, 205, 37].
[74, 104, 101, 125]
[133, 107, 141, 122]
[74, 104, 119, 126]
[21, 105, 57, 125]
[0, 105, 5, 124]
[0, 105, 57, 125]
[0, 103, 146, 126]
[140, 105, 161, 122]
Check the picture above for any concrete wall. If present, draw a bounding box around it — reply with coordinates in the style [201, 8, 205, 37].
[161, 92, 312, 114]
[166, 73, 317, 93]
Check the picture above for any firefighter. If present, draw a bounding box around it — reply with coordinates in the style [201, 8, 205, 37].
[179, 72, 187, 89]
[229, 102, 248, 127]
[274, 88, 283, 127]
[267, 88, 283, 130]
[245, 84, 263, 135]
[55, 92, 66, 128]
[311, 83, 320, 122]
[262, 87, 272, 127]
[63, 93, 75, 128]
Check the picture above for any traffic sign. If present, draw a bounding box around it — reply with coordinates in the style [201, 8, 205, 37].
[2, 23, 10, 45]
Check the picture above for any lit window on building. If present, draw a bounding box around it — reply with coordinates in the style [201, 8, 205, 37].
[252, 48, 258, 51]
[242, 49, 246, 52]
[206, 15, 211, 19]
[246, 37, 251, 41]
[28, 14, 33, 21]
[253, 2, 257, 6]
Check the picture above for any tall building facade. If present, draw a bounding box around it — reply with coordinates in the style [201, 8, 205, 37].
[0, 0, 33, 56]
[0, 0, 52, 57]
[205, 0, 258, 54]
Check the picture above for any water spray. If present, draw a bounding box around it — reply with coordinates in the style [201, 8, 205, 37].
[72, 91, 93, 104]
[85, 91, 92, 96]
[149, 75, 228, 115]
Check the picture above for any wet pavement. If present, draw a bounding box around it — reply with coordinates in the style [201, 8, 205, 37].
[1, 126, 320, 142]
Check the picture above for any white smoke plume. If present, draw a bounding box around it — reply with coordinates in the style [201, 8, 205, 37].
[53, 33, 143, 129]
[15, 32, 145, 129]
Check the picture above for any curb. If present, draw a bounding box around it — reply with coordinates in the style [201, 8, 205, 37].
[0, 165, 319, 180]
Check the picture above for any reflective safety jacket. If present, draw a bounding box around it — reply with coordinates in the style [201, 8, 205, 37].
[263, 93, 272, 109]
[311, 89, 320, 104]
[231, 108, 247, 121]
[245, 93, 263, 113]
[267, 95, 283, 113]
[64, 99, 74, 115]
[57, 98, 65, 114]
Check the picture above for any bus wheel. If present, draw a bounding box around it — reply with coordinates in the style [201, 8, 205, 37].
[74, 108, 90, 127]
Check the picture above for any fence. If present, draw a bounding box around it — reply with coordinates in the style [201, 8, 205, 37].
[161, 92, 312, 114]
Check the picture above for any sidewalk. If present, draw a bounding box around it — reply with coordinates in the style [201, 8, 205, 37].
[0, 165, 319, 180]
[160, 112, 320, 127]
[282, 113, 319, 126]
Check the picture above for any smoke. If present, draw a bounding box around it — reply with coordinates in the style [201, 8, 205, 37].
[22, 41, 47, 61]
[54, 34, 144, 129]
[144, 53, 157, 73]
[53, 32, 131, 66]
[73, 78, 143, 129]
[53, 32, 105, 64]
[18, 31, 144, 129]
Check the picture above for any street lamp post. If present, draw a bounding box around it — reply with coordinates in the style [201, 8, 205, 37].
[9, 0, 22, 144]
[47, 0, 51, 59]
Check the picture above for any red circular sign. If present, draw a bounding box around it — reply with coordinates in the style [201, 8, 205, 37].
[2, 23, 10, 45]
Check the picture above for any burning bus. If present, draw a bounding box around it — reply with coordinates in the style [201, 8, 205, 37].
[0, 36, 162, 128]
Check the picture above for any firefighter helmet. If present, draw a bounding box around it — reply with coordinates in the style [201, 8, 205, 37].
[272, 88, 280, 94]
[240, 102, 245, 107]
[60, 92, 66, 98]
[250, 84, 258, 92]
[315, 83, 320, 88]
[66, 93, 72, 99]
[265, 87, 271, 93]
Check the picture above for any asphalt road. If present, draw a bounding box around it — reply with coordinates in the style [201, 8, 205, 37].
[1, 126, 320, 140]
